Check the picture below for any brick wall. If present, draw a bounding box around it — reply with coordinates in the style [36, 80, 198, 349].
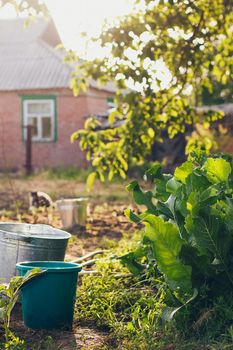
[0, 87, 113, 171]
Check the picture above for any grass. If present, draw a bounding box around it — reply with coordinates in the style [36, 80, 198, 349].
[44, 167, 90, 181]
[76, 233, 233, 350]
[0, 162, 154, 181]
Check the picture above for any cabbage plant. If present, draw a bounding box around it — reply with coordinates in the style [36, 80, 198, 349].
[123, 153, 233, 297]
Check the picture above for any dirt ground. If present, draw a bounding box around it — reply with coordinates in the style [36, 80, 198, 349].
[10, 304, 112, 350]
[0, 175, 135, 349]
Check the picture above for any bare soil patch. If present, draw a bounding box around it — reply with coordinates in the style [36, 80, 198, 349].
[10, 304, 112, 350]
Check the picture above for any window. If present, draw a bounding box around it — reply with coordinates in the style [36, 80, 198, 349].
[22, 98, 56, 142]
[107, 97, 115, 110]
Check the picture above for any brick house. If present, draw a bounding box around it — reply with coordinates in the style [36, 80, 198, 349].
[0, 18, 114, 171]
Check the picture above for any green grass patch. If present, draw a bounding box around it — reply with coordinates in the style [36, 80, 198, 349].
[76, 233, 233, 350]
[44, 166, 90, 181]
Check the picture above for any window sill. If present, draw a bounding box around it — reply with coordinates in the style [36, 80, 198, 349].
[22, 139, 57, 144]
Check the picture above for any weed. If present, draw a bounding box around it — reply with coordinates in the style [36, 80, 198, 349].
[2, 336, 26, 350]
[75, 236, 164, 348]
[75, 233, 233, 350]
[36, 336, 59, 350]
[0, 269, 43, 349]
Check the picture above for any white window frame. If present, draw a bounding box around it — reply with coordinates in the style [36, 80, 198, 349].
[23, 99, 55, 142]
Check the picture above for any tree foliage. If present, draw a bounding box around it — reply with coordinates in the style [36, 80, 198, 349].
[69, 0, 233, 184]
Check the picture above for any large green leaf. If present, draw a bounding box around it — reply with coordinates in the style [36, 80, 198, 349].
[214, 199, 233, 231]
[153, 174, 172, 202]
[124, 208, 155, 224]
[156, 200, 174, 220]
[203, 158, 231, 184]
[185, 173, 211, 196]
[166, 177, 182, 194]
[143, 163, 162, 181]
[126, 181, 156, 213]
[162, 289, 198, 321]
[143, 215, 192, 290]
[174, 187, 189, 218]
[119, 255, 145, 276]
[124, 208, 142, 224]
[179, 245, 214, 288]
[119, 247, 147, 275]
[174, 161, 194, 184]
[185, 214, 232, 263]
[186, 187, 219, 216]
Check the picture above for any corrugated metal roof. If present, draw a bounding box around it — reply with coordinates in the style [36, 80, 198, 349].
[0, 18, 71, 91]
[0, 18, 48, 44]
[0, 18, 116, 93]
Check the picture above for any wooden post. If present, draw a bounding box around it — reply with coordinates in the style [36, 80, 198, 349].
[25, 125, 32, 175]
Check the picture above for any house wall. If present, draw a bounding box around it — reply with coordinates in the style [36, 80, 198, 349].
[0, 87, 113, 171]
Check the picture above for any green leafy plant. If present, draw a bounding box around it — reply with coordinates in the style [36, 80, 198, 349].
[0, 268, 43, 348]
[122, 153, 233, 303]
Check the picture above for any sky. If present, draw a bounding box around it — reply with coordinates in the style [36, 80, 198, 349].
[0, 0, 134, 57]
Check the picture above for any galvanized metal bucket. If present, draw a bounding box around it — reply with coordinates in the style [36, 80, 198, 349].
[56, 198, 88, 230]
[0, 222, 71, 282]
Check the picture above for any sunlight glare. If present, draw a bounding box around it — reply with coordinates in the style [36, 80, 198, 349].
[45, 0, 135, 58]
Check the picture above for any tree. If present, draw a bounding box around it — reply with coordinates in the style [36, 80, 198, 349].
[69, 0, 232, 187]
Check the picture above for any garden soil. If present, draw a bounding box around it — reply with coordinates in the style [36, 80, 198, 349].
[0, 176, 135, 349]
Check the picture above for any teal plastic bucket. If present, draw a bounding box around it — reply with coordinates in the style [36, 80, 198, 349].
[16, 261, 82, 330]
